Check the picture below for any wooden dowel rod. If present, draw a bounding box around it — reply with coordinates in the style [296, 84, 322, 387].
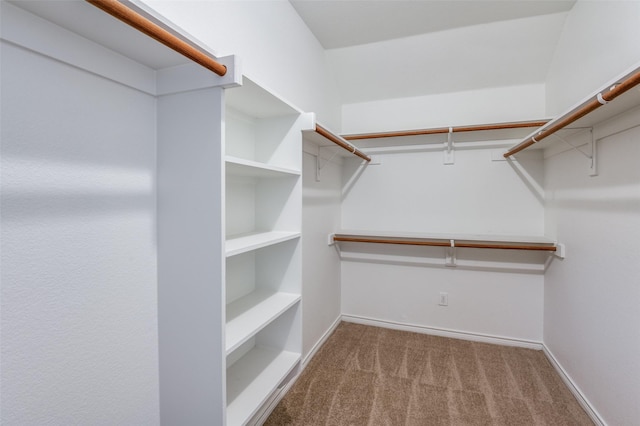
[315, 125, 371, 162]
[333, 236, 556, 252]
[333, 236, 451, 247]
[455, 242, 556, 251]
[86, 0, 227, 76]
[504, 68, 640, 157]
[342, 120, 549, 141]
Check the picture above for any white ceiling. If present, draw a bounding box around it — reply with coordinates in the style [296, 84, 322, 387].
[290, 0, 576, 104]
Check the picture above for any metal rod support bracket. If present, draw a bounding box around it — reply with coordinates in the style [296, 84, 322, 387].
[445, 239, 457, 266]
[444, 127, 455, 165]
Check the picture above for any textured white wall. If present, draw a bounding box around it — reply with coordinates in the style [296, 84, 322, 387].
[301, 144, 343, 359]
[141, 0, 342, 129]
[543, 115, 640, 425]
[545, 1, 640, 115]
[542, 3, 640, 424]
[342, 149, 545, 236]
[328, 13, 567, 105]
[342, 84, 547, 134]
[1, 33, 159, 425]
[339, 146, 546, 341]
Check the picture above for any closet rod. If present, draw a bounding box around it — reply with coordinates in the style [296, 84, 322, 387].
[315, 125, 372, 162]
[333, 236, 557, 252]
[86, 0, 227, 76]
[342, 120, 549, 141]
[504, 68, 640, 157]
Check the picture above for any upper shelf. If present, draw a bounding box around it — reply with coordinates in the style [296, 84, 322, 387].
[505, 65, 640, 157]
[226, 156, 300, 178]
[341, 120, 549, 148]
[226, 77, 300, 119]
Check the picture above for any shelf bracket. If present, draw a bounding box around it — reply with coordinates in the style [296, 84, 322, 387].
[443, 127, 455, 165]
[550, 128, 597, 176]
[316, 146, 340, 182]
[445, 239, 457, 266]
[327, 233, 336, 246]
[553, 243, 566, 259]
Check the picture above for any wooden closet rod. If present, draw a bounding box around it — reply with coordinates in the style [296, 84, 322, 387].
[342, 120, 549, 141]
[86, 0, 227, 76]
[333, 235, 557, 252]
[315, 125, 371, 162]
[504, 68, 640, 157]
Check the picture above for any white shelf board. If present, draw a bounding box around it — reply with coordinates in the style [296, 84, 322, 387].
[335, 229, 556, 245]
[226, 156, 300, 178]
[226, 231, 301, 257]
[226, 346, 300, 426]
[302, 128, 358, 158]
[226, 291, 301, 355]
[226, 77, 300, 119]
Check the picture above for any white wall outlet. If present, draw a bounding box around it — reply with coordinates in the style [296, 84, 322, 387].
[439, 292, 449, 306]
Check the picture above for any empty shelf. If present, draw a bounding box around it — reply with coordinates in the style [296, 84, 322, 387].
[226, 231, 300, 257]
[226, 291, 301, 355]
[226, 156, 300, 178]
[227, 346, 300, 426]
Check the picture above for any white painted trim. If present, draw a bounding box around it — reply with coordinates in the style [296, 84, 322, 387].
[542, 345, 606, 426]
[302, 315, 343, 367]
[341, 314, 543, 350]
[251, 315, 342, 425]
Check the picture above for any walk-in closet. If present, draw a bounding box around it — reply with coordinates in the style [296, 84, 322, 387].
[2, 1, 639, 425]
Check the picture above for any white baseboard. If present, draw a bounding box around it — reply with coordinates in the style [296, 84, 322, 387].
[253, 314, 342, 425]
[341, 314, 543, 350]
[302, 315, 343, 367]
[542, 345, 606, 426]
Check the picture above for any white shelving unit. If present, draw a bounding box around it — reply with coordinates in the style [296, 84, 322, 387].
[2, 2, 243, 424]
[224, 77, 312, 425]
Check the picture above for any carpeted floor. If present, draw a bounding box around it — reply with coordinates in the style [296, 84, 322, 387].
[265, 322, 593, 425]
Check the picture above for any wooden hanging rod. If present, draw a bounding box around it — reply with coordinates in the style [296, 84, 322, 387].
[86, 0, 227, 76]
[315, 125, 372, 162]
[504, 68, 640, 157]
[333, 235, 557, 252]
[341, 120, 549, 141]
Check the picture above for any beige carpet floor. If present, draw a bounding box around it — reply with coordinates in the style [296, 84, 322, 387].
[266, 322, 593, 425]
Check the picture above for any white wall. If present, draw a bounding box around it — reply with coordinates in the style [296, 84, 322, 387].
[339, 146, 547, 342]
[301, 143, 343, 359]
[342, 84, 547, 134]
[1, 5, 159, 423]
[142, 0, 342, 129]
[542, 3, 640, 423]
[327, 13, 567, 105]
[545, 1, 640, 115]
[543, 112, 640, 425]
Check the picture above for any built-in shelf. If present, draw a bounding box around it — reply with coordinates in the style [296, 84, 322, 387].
[226, 156, 301, 178]
[226, 231, 301, 257]
[226, 291, 301, 355]
[226, 346, 300, 426]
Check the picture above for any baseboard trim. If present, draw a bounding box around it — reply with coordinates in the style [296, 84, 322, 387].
[302, 315, 343, 367]
[253, 314, 342, 425]
[541, 345, 606, 426]
[341, 314, 543, 350]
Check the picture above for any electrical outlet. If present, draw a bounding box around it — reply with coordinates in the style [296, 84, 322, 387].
[439, 292, 449, 306]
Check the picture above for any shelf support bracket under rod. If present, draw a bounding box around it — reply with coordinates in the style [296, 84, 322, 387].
[549, 128, 597, 176]
[443, 127, 455, 165]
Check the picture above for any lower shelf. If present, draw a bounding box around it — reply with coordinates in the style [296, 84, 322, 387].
[227, 346, 300, 426]
[226, 291, 301, 355]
